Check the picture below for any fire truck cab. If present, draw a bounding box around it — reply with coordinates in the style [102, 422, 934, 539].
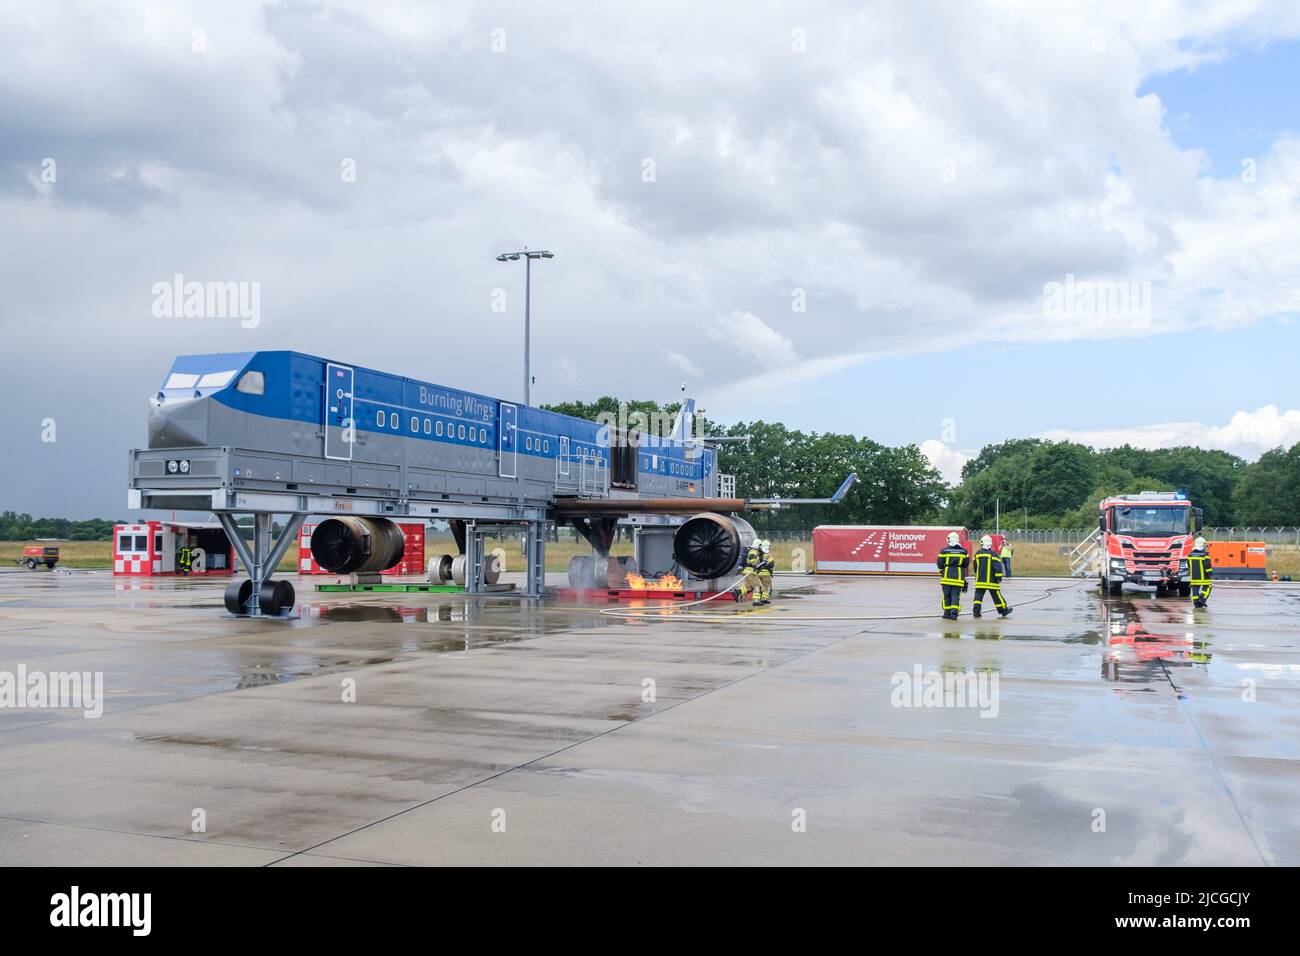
[1098, 492, 1203, 597]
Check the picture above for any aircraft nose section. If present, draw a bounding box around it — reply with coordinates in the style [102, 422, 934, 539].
[148, 396, 210, 448]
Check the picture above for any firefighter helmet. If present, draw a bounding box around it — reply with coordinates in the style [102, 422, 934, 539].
[946, 532, 961, 546]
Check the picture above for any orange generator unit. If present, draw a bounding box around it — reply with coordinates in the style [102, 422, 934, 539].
[1207, 541, 1267, 581]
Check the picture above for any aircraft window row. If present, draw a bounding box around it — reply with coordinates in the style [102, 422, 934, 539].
[574, 445, 605, 463]
[640, 456, 688, 473]
[372, 410, 489, 443]
[524, 437, 554, 454]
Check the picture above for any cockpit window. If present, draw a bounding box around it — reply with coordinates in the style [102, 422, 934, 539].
[198, 370, 237, 388]
[164, 373, 200, 390]
[236, 371, 265, 395]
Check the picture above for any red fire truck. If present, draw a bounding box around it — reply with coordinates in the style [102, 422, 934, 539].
[1097, 492, 1203, 597]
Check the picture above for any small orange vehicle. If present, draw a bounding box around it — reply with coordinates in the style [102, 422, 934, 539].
[18, 545, 59, 570]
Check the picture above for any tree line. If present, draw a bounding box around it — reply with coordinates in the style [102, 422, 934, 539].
[546, 398, 1300, 529]
[0, 512, 122, 541]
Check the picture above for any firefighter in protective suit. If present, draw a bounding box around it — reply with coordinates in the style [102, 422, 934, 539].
[973, 534, 1012, 618]
[737, 539, 773, 606]
[936, 532, 969, 619]
[755, 539, 774, 605]
[1189, 536, 1213, 608]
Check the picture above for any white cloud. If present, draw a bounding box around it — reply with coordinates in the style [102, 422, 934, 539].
[662, 349, 702, 378]
[1038, 405, 1300, 460]
[4, 1, 1300, 514]
[705, 309, 800, 370]
[920, 440, 973, 485]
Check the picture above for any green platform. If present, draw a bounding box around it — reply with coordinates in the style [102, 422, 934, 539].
[315, 583, 467, 593]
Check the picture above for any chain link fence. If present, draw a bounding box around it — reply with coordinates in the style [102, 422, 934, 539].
[746, 528, 1300, 547]
[988, 527, 1300, 546]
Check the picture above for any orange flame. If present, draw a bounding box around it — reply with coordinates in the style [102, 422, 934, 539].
[624, 572, 684, 590]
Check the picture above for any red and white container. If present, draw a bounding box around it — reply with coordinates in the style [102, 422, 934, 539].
[113, 521, 235, 576]
[813, 525, 976, 574]
[298, 521, 426, 576]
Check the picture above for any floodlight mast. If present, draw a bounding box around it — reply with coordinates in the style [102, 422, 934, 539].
[495, 248, 554, 406]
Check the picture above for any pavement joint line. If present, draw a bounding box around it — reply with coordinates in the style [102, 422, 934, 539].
[1157, 659, 1271, 866]
[262, 606, 916, 866]
[270, 850, 414, 868]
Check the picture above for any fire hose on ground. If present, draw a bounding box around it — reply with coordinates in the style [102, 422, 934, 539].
[598, 577, 1087, 623]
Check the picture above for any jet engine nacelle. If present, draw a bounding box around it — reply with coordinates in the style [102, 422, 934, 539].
[309, 516, 406, 574]
[672, 513, 757, 580]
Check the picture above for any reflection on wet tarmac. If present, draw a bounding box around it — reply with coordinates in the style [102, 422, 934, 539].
[939, 585, 1220, 695]
[1097, 597, 1212, 694]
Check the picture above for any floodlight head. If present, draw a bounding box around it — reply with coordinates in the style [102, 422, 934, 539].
[496, 253, 521, 262]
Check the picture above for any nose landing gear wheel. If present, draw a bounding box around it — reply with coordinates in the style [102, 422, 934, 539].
[224, 578, 253, 615]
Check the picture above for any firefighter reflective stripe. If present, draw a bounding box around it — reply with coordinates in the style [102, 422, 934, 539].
[974, 552, 1002, 587]
[743, 547, 761, 570]
[974, 587, 1008, 610]
[1189, 553, 1213, 585]
[936, 547, 967, 585]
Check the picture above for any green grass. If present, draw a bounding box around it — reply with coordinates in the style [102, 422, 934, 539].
[10, 535, 1299, 579]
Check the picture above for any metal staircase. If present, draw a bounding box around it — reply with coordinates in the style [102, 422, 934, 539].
[1068, 526, 1101, 577]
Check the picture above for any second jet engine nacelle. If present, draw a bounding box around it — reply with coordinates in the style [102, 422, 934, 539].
[672, 513, 758, 580]
[309, 516, 407, 574]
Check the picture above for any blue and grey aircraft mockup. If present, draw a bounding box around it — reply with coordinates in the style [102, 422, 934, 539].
[129, 351, 856, 616]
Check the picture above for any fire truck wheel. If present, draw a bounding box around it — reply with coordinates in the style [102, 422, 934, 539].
[24, 558, 36, 570]
[1178, 583, 1192, 598]
[45, 562, 55, 570]
[224, 578, 253, 615]
[258, 578, 296, 616]
[1107, 580, 1122, 596]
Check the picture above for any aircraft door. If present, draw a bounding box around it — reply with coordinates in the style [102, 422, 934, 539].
[324, 363, 355, 461]
[499, 403, 518, 478]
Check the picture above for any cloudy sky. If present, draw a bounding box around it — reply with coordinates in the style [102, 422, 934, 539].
[2, 0, 1299, 517]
